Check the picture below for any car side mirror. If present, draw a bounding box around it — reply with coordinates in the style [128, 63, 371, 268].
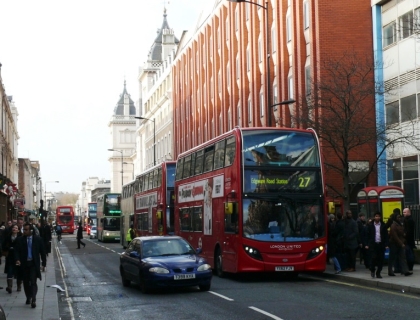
[129, 252, 140, 258]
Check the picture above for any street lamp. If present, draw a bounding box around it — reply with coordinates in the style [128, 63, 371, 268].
[45, 181, 59, 214]
[123, 162, 134, 180]
[135, 116, 156, 166]
[228, 0, 271, 126]
[270, 99, 296, 126]
[108, 149, 124, 189]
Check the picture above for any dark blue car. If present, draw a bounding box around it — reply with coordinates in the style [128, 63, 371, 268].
[119, 236, 212, 293]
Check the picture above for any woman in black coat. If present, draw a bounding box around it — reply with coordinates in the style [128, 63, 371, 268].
[77, 223, 86, 249]
[2, 224, 23, 293]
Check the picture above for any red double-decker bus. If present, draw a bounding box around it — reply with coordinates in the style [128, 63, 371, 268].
[174, 127, 327, 277]
[56, 206, 75, 234]
[128, 161, 176, 239]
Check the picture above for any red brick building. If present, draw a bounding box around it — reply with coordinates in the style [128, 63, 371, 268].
[172, 0, 377, 205]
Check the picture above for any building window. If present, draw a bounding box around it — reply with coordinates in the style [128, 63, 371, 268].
[305, 65, 311, 96]
[258, 39, 262, 62]
[260, 91, 265, 118]
[271, 27, 276, 53]
[399, 11, 413, 40]
[383, 22, 397, 47]
[227, 64, 231, 87]
[226, 18, 230, 41]
[303, 1, 310, 29]
[288, 76, 294, 99]
[236, 57, 240, 79]
[246, 48, 250, 71]
[386, 100, 399, 125]
[273, 85, 278, 109]
[248, 99, 253, 124]
[401, 94, 416, 122]
[237, 102, 241, 126]
[235, 8, 239, 31]
[286, 15, 292, 42]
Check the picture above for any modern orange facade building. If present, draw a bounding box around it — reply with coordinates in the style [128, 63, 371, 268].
[172, 0, 377, 204]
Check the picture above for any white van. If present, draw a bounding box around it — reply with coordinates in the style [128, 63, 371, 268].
[89, 226, 97, 239]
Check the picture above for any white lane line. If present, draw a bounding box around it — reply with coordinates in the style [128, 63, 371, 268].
[208, 291, 234, 301]
[249, 306, 284, 320]
[55, 240, 75, 320]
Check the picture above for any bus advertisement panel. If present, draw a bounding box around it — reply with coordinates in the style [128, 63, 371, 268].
[127, 161, 176, 240]
[88, 202, 97, 226]
[56, 206, 75, 234]
[97, 193, 121, 242]
[175, 127, 326, 277]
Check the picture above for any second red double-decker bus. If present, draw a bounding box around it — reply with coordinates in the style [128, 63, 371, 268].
[129, 161, 176, 239]
[56, 206, 75, 234]
[175, 127, 327, 277]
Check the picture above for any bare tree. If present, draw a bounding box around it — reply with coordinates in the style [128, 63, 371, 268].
[292, 51, 420, 209]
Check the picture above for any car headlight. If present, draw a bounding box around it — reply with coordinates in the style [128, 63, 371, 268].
[149, 267, 169, 274]
[197, 264, 212, 272]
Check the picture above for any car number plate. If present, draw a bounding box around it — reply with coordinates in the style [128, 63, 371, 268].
[174, 274, 196, 280]
[275, 266, 294, 271]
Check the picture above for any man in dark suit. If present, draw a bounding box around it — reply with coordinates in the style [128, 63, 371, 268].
[365, 212, 389, 279]
[14, 223, 47, 308]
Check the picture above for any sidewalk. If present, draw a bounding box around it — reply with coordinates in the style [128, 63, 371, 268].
[312, 260, 420, 294]
[0, 239, 59, 320]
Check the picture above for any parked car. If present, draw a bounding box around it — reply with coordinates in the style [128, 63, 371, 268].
[89, 226, 97, 239]
[119, 236, 212, 293]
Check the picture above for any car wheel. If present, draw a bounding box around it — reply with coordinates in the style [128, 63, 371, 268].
[120, 268, 130, 287]
[199, 283, 211, 291]
[139, 273, 149, 294]
[215, 248, 225, 278]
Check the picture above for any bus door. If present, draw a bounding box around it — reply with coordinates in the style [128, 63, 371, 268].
[221, 200, 239, 273]
[357, 186, 404, 221]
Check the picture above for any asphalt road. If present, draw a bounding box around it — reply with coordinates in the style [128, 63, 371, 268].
[55, 233, 420, 320]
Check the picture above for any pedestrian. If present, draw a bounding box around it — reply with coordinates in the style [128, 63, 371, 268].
[403, 207, 415, 272]
[77, 223, 86, 249]
[360, 218, 372, 269]
[388, 212, 412, 276]
[356, 212, 367, 267]
[42, 221, 52, 257]
[365, 212, 388, 278]
[327, 214, 341, 274]
[334, 212, 347, 269]
[14, 223, 47, 308]
[126, 224, 135, 247]
[55, 224, 62, 242]
[0, 224, 5, 267]
[343, 210, 360, 272]
[2, 224, 23, 293]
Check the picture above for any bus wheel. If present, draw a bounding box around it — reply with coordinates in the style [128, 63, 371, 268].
[215, 248, 225, 278]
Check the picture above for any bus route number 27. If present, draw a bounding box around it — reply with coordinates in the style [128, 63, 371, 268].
[298, 177, 311, 188]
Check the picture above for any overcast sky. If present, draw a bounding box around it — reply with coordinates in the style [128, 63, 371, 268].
[0, 0, 203, 193]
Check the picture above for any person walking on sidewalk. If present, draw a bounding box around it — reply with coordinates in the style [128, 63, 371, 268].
[343, 210, 359, 271]
[77, 223, 86, 249]
[14, 223, 47, 308]
[365, 212, 388, 278]
[403, 207, 415, 272]
[2, 224, 23, 293]
[327, 215, 341, 274]
[388, 213, 412, 277]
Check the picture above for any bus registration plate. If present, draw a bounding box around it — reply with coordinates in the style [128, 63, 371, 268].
[275, 266, 294, 271]
[174, 274, 196, 280]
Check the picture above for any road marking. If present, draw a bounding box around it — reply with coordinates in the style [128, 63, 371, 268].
[55, 239, 76, 320]
[308, 276, 420, 300]
[249, 307, 284, 320]
[208, 291, 234, 301]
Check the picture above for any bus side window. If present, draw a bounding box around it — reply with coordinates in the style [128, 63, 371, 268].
[193, 206, 203, 232]
[225, 137, 236, 166]
[214, 140, 226, 169]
